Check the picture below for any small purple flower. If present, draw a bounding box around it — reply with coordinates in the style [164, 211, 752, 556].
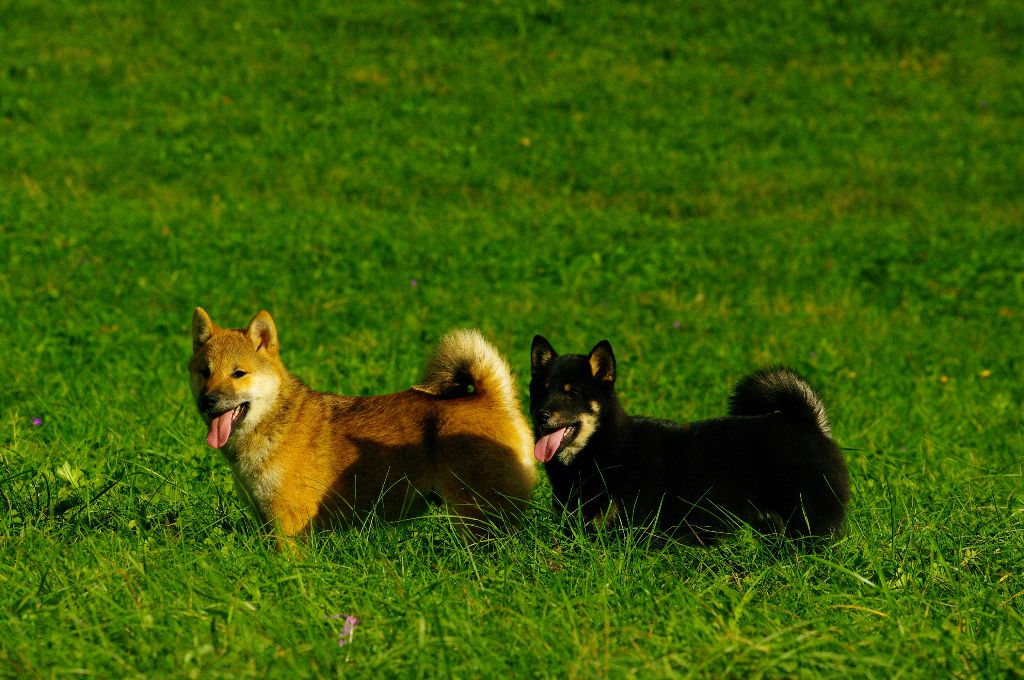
[339, 615, 360, 647]
[326, 613, 361, 647]
[32, 418, 42, 426]
[672, 320, 681, 330]
[809, 352, 818, 359]
[410, 278, 418, 288]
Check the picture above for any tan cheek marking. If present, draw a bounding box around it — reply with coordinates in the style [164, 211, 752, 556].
[556, 413, 598, 465]
[563, 384, 572, 393]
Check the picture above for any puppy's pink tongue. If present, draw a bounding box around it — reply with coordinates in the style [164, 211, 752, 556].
[534, 428, 566, 463]
[206, 411, 234, 449]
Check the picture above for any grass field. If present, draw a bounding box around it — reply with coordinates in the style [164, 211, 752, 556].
[2, 1, 1023, 677]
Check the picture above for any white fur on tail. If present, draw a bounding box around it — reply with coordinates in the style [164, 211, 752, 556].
[729, 367, 833, 438]
[413, 329, 519, 410]
[762, 369, 831, 437]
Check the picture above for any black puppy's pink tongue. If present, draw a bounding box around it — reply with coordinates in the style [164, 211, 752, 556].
[206, 410, 234, 449]
[534, 428, 566, 463]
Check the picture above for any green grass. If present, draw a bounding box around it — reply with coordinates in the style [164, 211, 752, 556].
[2, 0, 1023, 677]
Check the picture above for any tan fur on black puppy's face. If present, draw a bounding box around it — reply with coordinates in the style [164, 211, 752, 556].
[529, 336, 614, 465]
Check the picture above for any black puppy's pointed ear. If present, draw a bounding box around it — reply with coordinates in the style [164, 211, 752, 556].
[245, 310, 279, 355]
[587, 340, 615, 383]
[531, 335, 557, 375]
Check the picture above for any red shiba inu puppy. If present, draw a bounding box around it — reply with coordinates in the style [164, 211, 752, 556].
[188, 308, 536, 541]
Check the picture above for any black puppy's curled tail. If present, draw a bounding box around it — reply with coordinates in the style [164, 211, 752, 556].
[728, 367, 832, 438]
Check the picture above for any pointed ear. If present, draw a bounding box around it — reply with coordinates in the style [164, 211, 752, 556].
[587, 340, 615, 383]
[245, 310, 279, 355]
[192, 307, 217, 353]
[531, 335, 557, 375]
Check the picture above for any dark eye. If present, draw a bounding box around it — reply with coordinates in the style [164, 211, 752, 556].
[568, 389, 581, 399]
[201, 367, 212, 379]
[231, 370, 247, 379]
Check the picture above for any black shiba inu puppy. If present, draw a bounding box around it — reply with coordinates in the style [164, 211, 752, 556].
[529, 336, 850, 544]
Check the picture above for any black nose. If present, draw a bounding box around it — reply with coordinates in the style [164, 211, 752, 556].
[199, 393, 218, 412]
[537, 410, 551, 426]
